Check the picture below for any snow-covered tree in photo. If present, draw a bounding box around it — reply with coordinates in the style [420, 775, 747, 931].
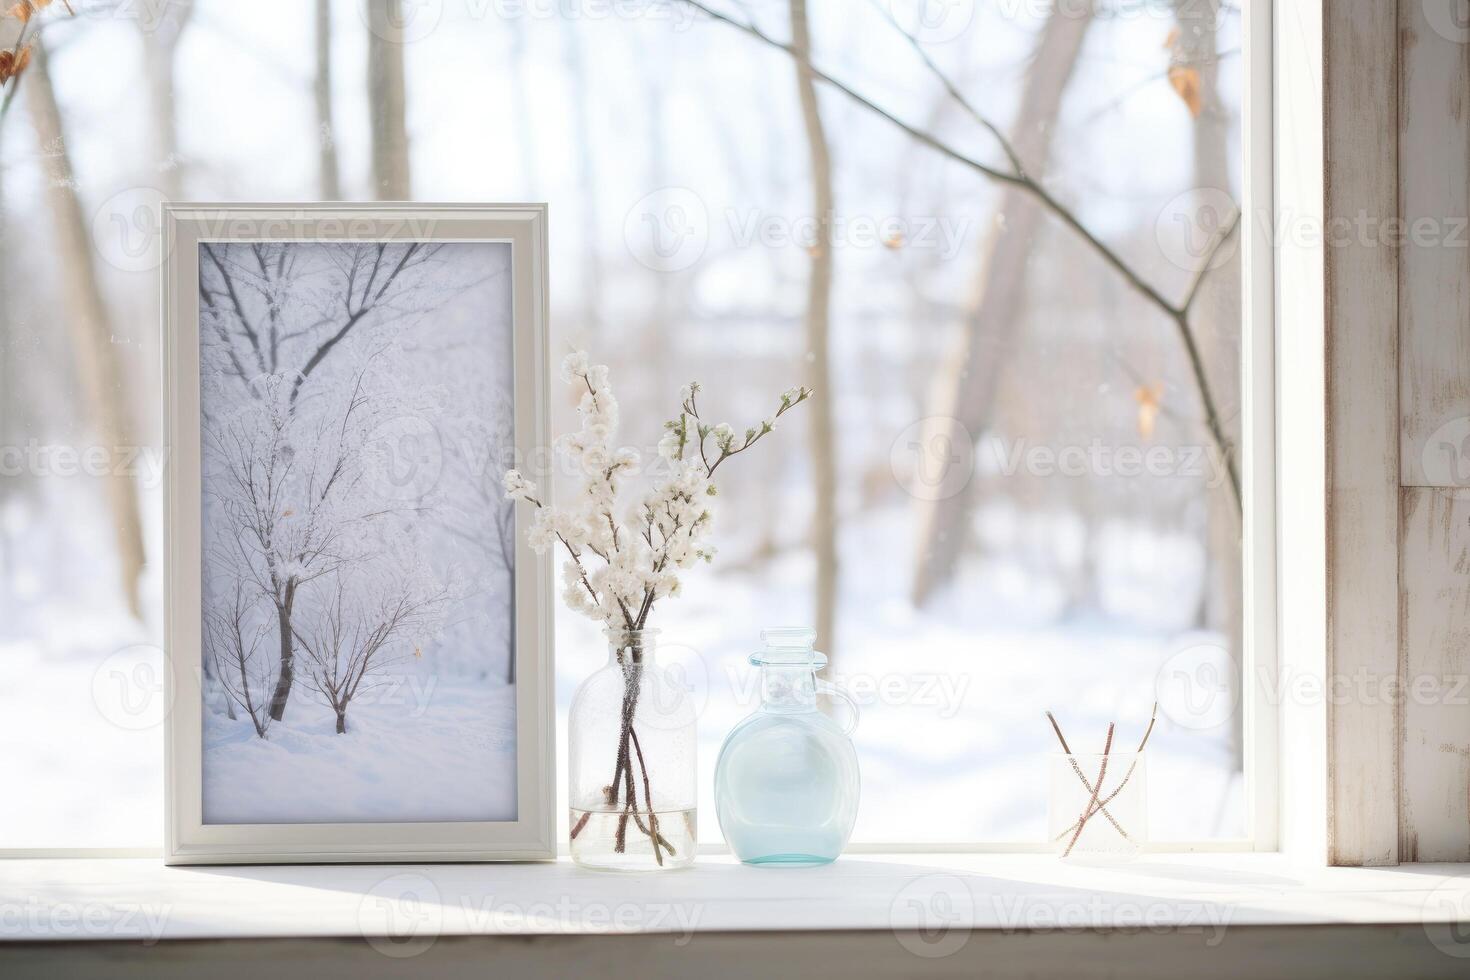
[205, 579, 276, 739]
[292, 559, 450, 734]
[504, 351, 810, 857]
[199, 236, 500, 725]
[437, 384, 518, 684]
[198, 240, 517, 825]
[204, 354, 428, 724]
[199, 242, 447, 402]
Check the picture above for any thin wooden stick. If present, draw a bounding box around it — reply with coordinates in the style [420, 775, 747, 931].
[1052, 703, 1158, 841]
[1047, 710, 1129, 838]
[1063, 722, 1113, 858]
[630, 727, 669, 864]
[1045, 711, 1073, 754]
[1134, 701, 1159, 754]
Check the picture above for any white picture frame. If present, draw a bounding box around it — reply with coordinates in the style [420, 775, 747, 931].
[162, 204, 554, 864]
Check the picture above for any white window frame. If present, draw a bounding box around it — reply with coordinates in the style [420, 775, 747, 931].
[1242, 0, 1279, 853]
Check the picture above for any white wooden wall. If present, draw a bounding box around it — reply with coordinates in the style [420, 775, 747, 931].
[1300, 0, 1470, 866]
[1393, 0, 1470, 858]
[1323, 0, 1402, 867]
[1395, 0, 1470, 863]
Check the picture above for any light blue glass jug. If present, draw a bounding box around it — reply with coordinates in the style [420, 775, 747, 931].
[713, 628, 860, 866]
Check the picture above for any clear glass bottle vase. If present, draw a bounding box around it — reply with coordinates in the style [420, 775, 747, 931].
[567, 628, 697, 871]
[713, 628, 860, 866]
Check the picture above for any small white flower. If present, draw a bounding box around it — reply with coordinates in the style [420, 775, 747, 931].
[502, 469, 537, 502]
[581, 445, 610, 474]
[561, 350, 590, 384]
[526, 521, 554, 555]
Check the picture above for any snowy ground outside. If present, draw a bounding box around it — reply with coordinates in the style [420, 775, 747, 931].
[555, 505, 1243, 847]
[203, 677, 516, 824]
[4, 482, 1239, 846]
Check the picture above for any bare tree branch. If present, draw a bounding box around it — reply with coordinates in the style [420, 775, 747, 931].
[206, 579, 275, 738]
[669, 0, 1242, 511]
[293, 570, 448, 733]
[1181, 209, 1243, 316]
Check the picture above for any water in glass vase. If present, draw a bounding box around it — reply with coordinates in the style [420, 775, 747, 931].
[714, 628, 860, 867]
[567, 807, 698, 871]
[567, 629, 698, 871]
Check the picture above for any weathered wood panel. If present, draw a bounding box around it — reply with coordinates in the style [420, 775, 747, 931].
[1399, 486, 1470, 861]
[1401, 0, 1470, 488]
[1324, 0, 1402, 866]
[1398, 0, 1470, 863]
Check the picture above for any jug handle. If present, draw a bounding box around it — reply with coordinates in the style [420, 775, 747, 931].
[816, 679, 860, 735]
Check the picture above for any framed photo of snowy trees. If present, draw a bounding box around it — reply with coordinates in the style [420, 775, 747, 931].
[162, 205, 554, 864]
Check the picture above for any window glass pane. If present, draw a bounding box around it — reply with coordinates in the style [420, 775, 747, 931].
[0, 0, 1245, 848]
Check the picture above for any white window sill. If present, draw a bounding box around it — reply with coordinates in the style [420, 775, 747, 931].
[4, 851, 1469, 938]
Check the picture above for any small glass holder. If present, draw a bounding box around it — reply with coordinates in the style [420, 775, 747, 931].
[1047, 751, 1147, 863]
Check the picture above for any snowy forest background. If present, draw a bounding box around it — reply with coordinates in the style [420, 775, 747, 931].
[197, 240, 517, 824]
[0, 0, 1245, 846]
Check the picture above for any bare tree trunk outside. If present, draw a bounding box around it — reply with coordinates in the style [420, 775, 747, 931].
[561, 21, 603, 338]
[0, 140, 14, 602]
[367, 0, 411, 199]
[638, 33, 669, 400]
[508, 16, 538, 194]
[26, 40, 147, 617]
[910, 6, 1094, 606]
[137, 1, 194, 201]
[315, 0, 341, 200]
[1176, 0, 1244, 777]
[789, 0, 838, 660]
